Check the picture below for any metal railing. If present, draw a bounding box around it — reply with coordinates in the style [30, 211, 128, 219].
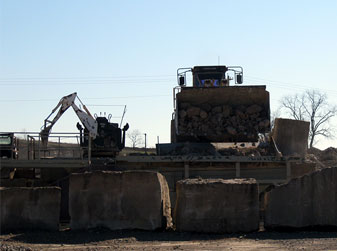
[0, 131, 91, 162]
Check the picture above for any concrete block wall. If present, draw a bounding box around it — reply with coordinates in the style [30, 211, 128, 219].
[272, 118, 310, 157]
[174, 178, 259, 233]
[2, 166, 334, 234]
[0, 187, 61, 232]
[69, 170, 172, 231]
[264, 166, 337, 228]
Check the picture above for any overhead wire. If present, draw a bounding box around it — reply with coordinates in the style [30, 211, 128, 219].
[0, 79, 174, 86]
[0, 74, 175, 80]
[245, 75, 337, 97]
[1, 73, 335, 93]
[0, 95, 171, 102]
[1, 73, 336, 101]
[0, 74, 176, 86]
[86, 104, 126, 107]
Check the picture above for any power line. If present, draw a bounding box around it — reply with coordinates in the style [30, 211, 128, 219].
[0, 95, 171, 102]
[0, 74, 175, 80]
[1, 72, 336, 100]
[0, 79, 174, 86]
[2, 72, 335, 95]
[0, 78, 174, 83]
[85, 95, 170, 100]
[1, 73, 335, 95]
[0, 75, 176, 86]
[86, 104, 126, 107]
[246, 75, 337, 92]
[245, 76, 337, 96]
[0, 73, 176, 87]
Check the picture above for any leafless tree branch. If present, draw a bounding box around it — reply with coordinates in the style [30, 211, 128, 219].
[280, 89, 337, 148]
[127, 129, 144, 149]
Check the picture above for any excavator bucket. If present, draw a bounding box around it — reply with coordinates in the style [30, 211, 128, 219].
[173, 85, 270, 143]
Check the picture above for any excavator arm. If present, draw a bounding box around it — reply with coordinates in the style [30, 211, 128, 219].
[40, 92, 98, 146]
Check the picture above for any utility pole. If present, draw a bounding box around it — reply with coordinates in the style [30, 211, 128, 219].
[144, 133, 147, 154]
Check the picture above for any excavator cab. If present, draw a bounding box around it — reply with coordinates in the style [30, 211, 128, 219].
[79, 116, 129, 157]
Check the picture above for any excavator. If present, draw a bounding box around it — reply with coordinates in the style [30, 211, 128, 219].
[40, 92, 129, 157]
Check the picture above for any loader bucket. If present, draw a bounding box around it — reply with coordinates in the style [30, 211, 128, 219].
[174, 85, 270, 143]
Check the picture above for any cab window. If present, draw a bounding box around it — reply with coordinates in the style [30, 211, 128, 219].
[0, 136, 12, 145]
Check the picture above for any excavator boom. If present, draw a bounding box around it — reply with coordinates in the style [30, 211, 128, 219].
[40, 92, 98, 146]
[40, 92, 129, 158]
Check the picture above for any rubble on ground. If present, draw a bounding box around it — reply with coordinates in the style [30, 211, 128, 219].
[306, 147, 337, 169]
[161, 143, 277, 157]
[217, 144, 276, 157]
[0, 244, 32, 251]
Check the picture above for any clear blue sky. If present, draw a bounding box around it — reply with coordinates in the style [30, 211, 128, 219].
[1, 0, 336, 149]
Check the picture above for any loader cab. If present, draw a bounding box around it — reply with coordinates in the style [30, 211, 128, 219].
[177, 65, 243, 87]
[193, 66, 227, 87]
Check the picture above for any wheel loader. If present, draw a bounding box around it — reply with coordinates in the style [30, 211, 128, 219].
[157, 65, 271, 155]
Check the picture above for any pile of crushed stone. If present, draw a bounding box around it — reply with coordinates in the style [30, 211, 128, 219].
[306, 147, 337, 169]
[0, 243, 32, 251]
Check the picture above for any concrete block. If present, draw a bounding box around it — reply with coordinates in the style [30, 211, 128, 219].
[273, 118, 310, 157]
[69, 171, 172, 231]
[0, 187, 61, 232]
[290, 162, 316, 179]
[174, 178, 259, 233]
[264, 166, 337, 228]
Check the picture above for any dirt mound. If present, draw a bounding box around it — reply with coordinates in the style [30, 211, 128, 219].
[307, 147, 322, 158]
[320, 147, 337, 161]
[217, 146, 275, 157]
[307, 147, 337, 168]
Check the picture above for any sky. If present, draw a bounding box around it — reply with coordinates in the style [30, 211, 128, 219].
[0, 0, 337, 149]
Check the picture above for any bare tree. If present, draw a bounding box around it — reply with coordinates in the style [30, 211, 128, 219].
[280, 94, 306, 120]
[20, 128, 28, 140]
[280, 90, 337, 148]
[127, 129, 143, 149]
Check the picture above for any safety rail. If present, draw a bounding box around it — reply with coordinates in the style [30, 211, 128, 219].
[0, 132, 92, 163]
